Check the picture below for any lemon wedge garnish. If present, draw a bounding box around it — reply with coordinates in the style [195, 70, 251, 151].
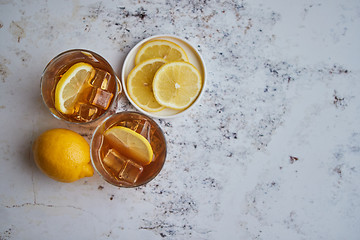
[104, 126, 153, 165]
[152, 61, 202, 110]
[135, 40, 188, 65]
[55, 62, 95, 114]
[127, 58, 166, 112]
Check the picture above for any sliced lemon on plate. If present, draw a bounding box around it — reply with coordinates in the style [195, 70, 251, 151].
[127, 58, 166, 112]
[55, 62, 95, 114]
[135, 40, 189, 65]
[104, 126, 153, 165]
[152, 61, 202, 110]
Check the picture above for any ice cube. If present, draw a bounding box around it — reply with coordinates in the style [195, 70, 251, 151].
[137, 120, 155, 141]
[132, 120, 146, 132]
[118, 160, 143, 183]
[117, 120, 140, 130]
[90, 68, 112, 90]
[102, 149, 127, 175]
[76, 103, 98, 122]
[149, 132, 166, 161]
[117, 121, 127, 127]
[128, 120, 142, 131]
[130, 120, 157, 141]
[81, 51, 99, 63]
[115, 120, 153, 140]
[89, 87, 114, 110]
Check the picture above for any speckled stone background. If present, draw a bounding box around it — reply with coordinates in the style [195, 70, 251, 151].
[1, 0, 360, 239]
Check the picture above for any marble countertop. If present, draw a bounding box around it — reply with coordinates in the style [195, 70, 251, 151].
[1, 0, 359, 239]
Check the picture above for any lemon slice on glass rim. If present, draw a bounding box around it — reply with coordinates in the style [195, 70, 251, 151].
[55, 62, 95, 114]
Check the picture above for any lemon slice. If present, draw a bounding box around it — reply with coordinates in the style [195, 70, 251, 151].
[55, 62, 95, 114]
[127, 58, 166, 112]
[104, 126, 153, 165]
[153, 61, 202, 110]
[135, 40, 189, 65]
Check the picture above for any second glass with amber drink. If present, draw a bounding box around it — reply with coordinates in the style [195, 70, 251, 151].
[41, 49, 120, 123]
[91, 112, 166, 187]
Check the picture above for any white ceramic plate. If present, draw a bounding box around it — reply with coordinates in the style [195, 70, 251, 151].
[121, 35, 207, 119]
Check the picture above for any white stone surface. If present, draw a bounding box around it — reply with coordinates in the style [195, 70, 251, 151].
[1, 0, 360, 239]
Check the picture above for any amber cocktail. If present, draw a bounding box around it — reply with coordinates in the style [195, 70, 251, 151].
[41, 49, 120, 123]
[90, 112, 166, 187]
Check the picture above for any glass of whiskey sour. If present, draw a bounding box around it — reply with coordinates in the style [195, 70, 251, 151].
[91, 112, 166, 187]
[41, 49, 120, 123]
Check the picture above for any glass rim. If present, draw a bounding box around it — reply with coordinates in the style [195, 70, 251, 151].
[90, 111, 167, 188]
[40, 48, 121, 125]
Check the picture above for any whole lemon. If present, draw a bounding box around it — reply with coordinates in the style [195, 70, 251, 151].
[33, 128, 94, 182]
